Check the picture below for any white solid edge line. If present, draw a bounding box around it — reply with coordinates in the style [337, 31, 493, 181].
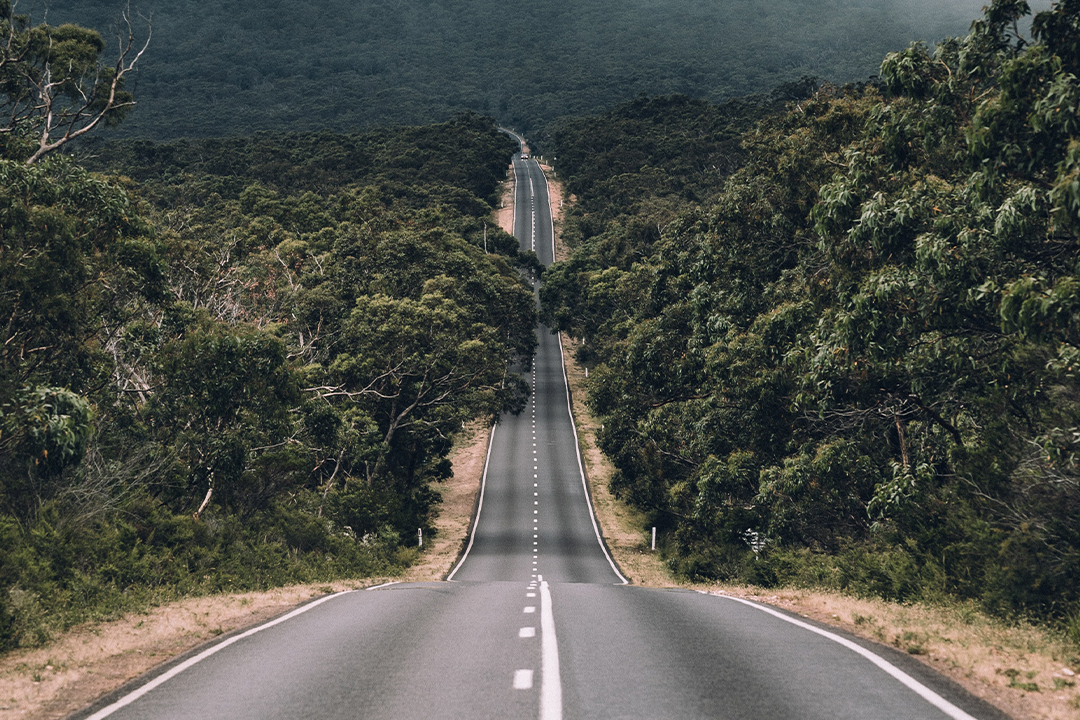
[544, 163, 556, 262]
[446, 422, 497, 581]
[539, 579, 563, 720]
[557, 331, 628, 584]
[84, 590, 355, 720]
[365, 581, 401, 591]
[713, 594, 980, 720]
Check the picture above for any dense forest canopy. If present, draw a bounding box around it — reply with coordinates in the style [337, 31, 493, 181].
[542, 0, 1080, 628]
[33, 0, 1044, 138]
[4, 0, 1080, 655]
[0, 48, 533, 646]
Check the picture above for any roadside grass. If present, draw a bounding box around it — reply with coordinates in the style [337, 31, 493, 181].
[0, 580, 383, 720]
[539, 164, 571, 264]
[700, 586, 1080, 720]
[495, 165, 515, 236]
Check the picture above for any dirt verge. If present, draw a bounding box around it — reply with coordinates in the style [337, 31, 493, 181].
[539, 164, 571, 263]
[0, 581, 376, 720]
[495, 165, 515, 235]
[403, 420, 491, 583]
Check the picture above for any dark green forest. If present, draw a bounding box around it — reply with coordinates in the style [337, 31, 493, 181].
[541, 0, 1080, 632]
[4, 0, 1080, 653]
[1, 0, 539, 648]
[35, 0, 1024, 139]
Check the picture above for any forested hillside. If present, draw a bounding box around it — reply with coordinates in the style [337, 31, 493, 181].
[542, 0, 1080, 630]
[5, 0, 1080, 658]
[39, 0, 1014, 139]
[0, 2, 532, 648]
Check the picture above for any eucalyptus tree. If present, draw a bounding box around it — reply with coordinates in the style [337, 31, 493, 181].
[0, 0, 149, 163]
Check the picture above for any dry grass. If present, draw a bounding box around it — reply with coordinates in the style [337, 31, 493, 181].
[403, 420, 491, 582]
[495, 166, 515, 235]
[0, 580, 381, 720]
[699, 586, 1080, 720]
[539, 164, 572, 263]
[560, 334, 675, 588]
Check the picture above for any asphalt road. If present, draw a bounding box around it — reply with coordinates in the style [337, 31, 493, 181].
[73, 149, 1011, 720]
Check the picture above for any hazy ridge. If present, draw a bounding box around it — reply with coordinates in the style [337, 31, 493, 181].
[42, 0, 1008, 138]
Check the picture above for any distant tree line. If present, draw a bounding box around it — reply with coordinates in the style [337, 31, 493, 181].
[38, 0, 997, 139]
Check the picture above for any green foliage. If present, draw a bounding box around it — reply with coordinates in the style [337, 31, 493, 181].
[548, 0, 1080, 622]
[1, 387, 92, 473]
[0, 110, 533, 650]
[0, 2, 144, 162]
[38, 0, 999, 140]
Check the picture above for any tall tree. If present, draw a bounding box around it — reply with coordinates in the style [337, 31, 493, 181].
[0, 0, 148, 163]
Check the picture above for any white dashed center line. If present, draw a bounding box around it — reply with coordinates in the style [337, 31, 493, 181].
[514, 669, 534, 690]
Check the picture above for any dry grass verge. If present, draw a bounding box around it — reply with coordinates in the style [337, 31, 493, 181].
[701, 586, 1080, 720]
[495, 165, 515, 235]
[539, 164, 571, 263]
[560, 334, 674, 588]
[403, 420, 491, 583]
[0, 580, 379, 720]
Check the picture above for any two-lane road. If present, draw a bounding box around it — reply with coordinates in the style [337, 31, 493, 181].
[73, 148, 1010, 720]
[450, 151, 619, 586]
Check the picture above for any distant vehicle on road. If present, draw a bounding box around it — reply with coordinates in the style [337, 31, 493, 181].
[521, 153, 529, 160]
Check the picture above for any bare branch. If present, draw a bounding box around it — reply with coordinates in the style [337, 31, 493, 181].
[21, 7, 151, 163]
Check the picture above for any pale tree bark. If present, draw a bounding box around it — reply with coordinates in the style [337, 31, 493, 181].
[1, 2, 151, 163]
[25, 8, 150, 164]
